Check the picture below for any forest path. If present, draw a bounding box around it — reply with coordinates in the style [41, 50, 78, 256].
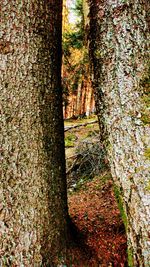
[64, 117, 127, 266]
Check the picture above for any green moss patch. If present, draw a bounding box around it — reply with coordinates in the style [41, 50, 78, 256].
[127, 247, 134, 267]
[113, 185, 128, 231]
[144, 147, 150, 159]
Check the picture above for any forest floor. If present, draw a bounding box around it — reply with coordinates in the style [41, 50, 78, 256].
[64, 117, 128, 266]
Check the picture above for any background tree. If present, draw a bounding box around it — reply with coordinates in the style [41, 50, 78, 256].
[87, 0, 150, 265]
[0, 0, 68, 265]
[62, 0, 95, 118]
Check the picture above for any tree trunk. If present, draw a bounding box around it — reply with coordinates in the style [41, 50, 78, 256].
[88, 0, 150, 266]
[0, 0, 68, 265]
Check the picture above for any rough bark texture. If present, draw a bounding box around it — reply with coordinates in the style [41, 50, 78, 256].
[0, 1, 68, 265]
[88, 0, 150, 266]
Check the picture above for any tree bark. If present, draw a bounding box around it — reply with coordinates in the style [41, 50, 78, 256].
[88, 0, 150, 266]
[0, 0, 68, 265]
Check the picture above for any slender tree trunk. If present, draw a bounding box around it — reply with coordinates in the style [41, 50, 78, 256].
[76, 81, 82, 115]
[88, 0, 150, 266]
[0, 1, 68, 265]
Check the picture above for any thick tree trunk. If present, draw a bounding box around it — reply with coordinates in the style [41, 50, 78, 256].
[88, 0, 150, 266]
[0, 1, 68, 265]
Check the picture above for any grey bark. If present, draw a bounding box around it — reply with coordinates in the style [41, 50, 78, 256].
[88, 0, 150, 266]
[0, 0, 68, 265]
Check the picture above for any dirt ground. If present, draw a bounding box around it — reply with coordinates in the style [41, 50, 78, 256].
[67, 174, 127, 266]
[64, 118, 127, 266]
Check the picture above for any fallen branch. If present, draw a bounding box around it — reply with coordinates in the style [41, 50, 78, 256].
[66, 153, 80, 160]
[64, 120, 98, 132]
[66, 153, 82, 175]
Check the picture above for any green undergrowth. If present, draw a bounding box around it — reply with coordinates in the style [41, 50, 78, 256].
[86, 124, 93, 129]
[65, 133, 77, 147]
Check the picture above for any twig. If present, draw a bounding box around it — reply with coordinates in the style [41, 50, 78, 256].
[64, 120, 98, 132]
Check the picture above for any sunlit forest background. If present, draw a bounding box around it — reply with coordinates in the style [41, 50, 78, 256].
[62, 0, 95, 119]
